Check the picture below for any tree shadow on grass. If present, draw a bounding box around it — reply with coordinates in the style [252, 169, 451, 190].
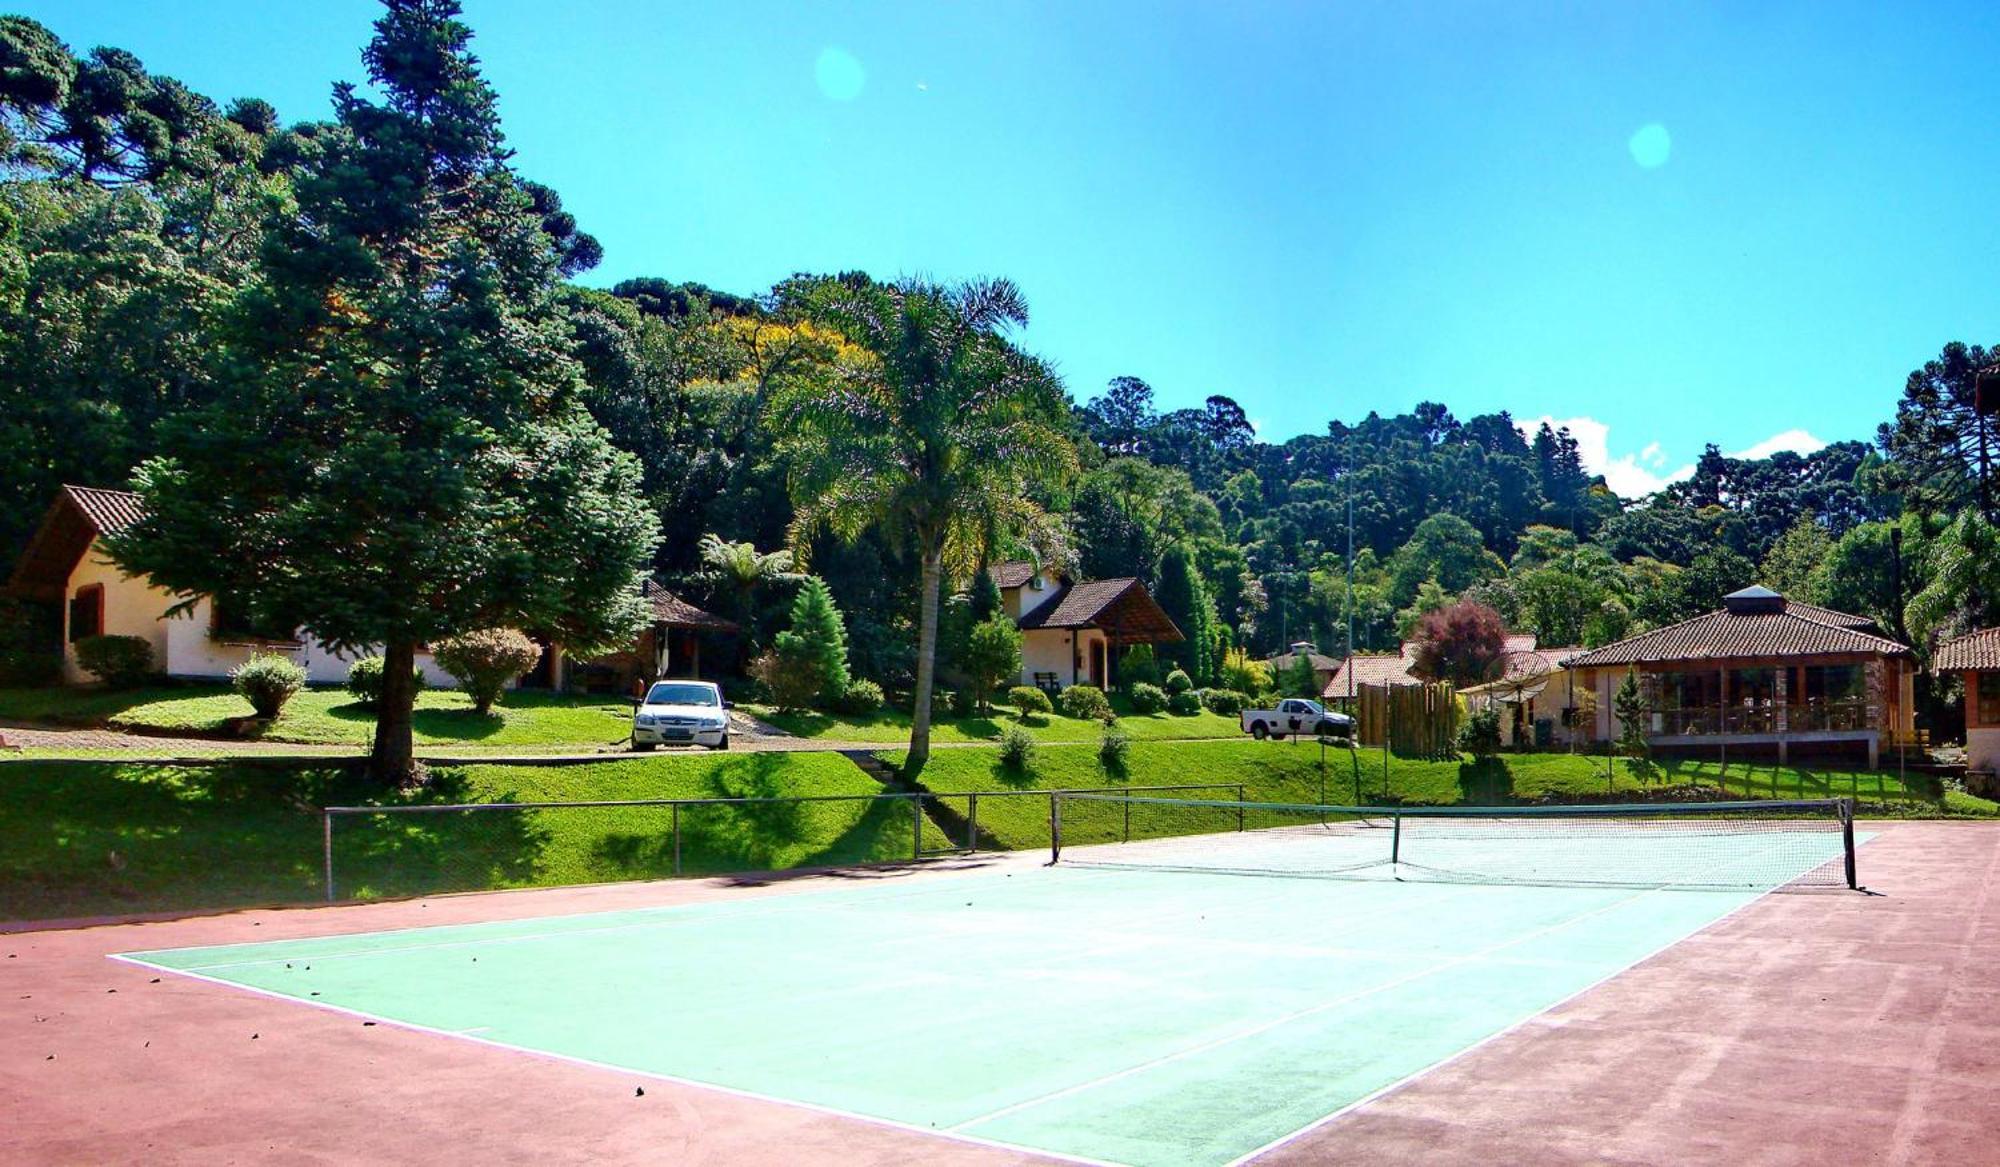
[1456, 757, 1514, 805]
[587, 753, 837, 877]
[409, 708, 507, 741]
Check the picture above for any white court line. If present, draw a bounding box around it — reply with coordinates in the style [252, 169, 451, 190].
[1222, 835, 1872, 1166]
[109, 952, 1123, 1167]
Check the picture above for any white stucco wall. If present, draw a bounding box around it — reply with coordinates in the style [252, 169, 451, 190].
[1021, 628, 1077, 686]
[61, 547, 175, 684]
[1013, 573, 1061, 621]
[66, 539, 455, 687]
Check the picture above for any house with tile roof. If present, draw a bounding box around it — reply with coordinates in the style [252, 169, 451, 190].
[1321, 634, 1540, 701]
[1265, 641, 1342, 692]
[1563, 585, 1916, 767]
[7, 485, 732, 692]
[988, 561, 1182, 689]
[1934, 628, 2000, 785]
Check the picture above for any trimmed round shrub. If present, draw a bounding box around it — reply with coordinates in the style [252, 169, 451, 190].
[1163, 669, 1194, 695]
[1119, 643, 1161, 687]
[1058, 683, 1114, 723]
[231, 653, 306, 718]
[74, 634, 153, 688]
[1128, 682, 1167, 714]
[432, 628, 541, 715]
[1008, 685, 1053, 718]
[1199, 688, 1249, 716]
[346, 655, 427, 708]
[998, 724, 1037, 770]
[1458, 707, 1503, 758]
[1098, 724, 1131, 772]
[833, 678, 884, 716]
[1168, 688, 1203, 715]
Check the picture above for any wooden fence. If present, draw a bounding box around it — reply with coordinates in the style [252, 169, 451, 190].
[1353, 681, 1461, 758]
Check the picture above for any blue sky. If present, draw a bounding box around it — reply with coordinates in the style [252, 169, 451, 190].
[30, 1, 2000, 495]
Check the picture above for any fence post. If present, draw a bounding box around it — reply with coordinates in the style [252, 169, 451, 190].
[672, 803, 681, 876]
[1123, 793, 1131, 843]
[1049, 793, 1061, 863]
[1237, 784, 1246, 832]
[912, 794, 923, 860]
[322, 810, 334, 903]
[967, 793, 979, 854]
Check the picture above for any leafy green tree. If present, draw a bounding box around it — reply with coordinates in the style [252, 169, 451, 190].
[432, 628, 541, 715]
[1389, 513, 1503, 606]
[1758, 515, 1831, 598]
[1407, 599, 1506, 688]
[1906, 512, 2000, 647]
[960, 614, 1023, 714]
[1279, 650, 1319, 698]
[107, 0, 658, 782]
[697, 532, 798, 664]
[1154, 544, 1218, 684]
[775, 575, 850, 707]
[1809, 518, 1913, 636]
[771, 276, 1077, 772]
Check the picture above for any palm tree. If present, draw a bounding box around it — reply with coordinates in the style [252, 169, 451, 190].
[697, 533, 798, 661]
[770, 277, 1076, 772]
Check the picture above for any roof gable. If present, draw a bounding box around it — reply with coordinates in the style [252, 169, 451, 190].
[6, 485, 145, 602]
[640, 579, 737, 631]
[1564, 600, 1911, 669]
[1015, 577, 1183, 644]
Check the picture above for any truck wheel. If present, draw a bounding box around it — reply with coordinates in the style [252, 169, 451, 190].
[1251, 722, 1268, 740]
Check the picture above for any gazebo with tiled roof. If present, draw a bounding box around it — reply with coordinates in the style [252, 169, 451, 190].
[1563, 585, 1916, 767]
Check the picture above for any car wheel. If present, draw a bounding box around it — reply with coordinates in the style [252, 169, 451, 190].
[709, 734, 730, 751]
[631, 738, 656, 752]
[1251, 722, 1268, 740]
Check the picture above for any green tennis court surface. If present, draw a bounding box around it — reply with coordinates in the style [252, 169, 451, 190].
[120, 818, 1857, 1167]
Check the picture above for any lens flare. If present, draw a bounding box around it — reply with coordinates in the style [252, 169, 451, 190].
[815, 47, 866, 101]
[1628, 123, 1671, 168]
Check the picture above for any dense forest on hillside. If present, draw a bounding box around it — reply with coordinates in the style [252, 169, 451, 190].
[3, 6, 1997, 724]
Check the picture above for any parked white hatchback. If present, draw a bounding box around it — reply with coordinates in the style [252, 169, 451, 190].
[630, 680, 732, 751]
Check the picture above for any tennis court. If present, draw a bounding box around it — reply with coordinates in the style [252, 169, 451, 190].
[115, 798, 1859, 1167]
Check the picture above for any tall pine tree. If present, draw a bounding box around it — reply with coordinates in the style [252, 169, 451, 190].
[109, 0, 657, 781]
[1155, 544, 1218, 685]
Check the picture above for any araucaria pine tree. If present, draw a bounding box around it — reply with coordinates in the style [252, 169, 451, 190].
[107, 0, 658, 783]
[775, 575, 850, 707]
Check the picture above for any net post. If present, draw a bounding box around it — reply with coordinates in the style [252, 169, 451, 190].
[1841, 798, 1857, 890]
[1391, 809, 1402, 865]
[1049, 793, 1062, 864]
[322, 809, 334, 903]
[912, 794, 923, 860]
[968, 793, 979, 853]
[672, 803, 681, 875]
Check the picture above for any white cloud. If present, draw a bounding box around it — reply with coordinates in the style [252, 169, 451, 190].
[1518, 415, 1694, 499]
[1728, 429, 1827, 461]
[1516, 418, 1835, 500]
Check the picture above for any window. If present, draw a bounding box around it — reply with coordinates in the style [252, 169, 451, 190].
[210, 594, 298, 644]
[68, 584, 104, 642]
[1979, 672, 2000, 728]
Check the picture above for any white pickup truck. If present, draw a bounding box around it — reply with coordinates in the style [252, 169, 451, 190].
[1241, 698, 1353, 741]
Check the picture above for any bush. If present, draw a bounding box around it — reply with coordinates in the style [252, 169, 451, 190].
[1164, 668, 1194, 695]
[1219, 647, 1271, 698]
[0, 598, 57, 685]
[960, 614, 1024, 714]
[432, 628, 540, 715]
[832, 678, 884, 716]
[1458, 707, 1503, 758]
[347, 655, 427, 708]
[749, 649, 819, 713]
[1098, 723, 1131, 773]
[73, 634, 153, 688]
[1059, 683, 1114, 723]
[1128, 681, 1168, 714]
[231, 653, 306, 718]
[1199, 688, 1248, 716]
[998, 724, 1036, 770]
[1168, 688, 1203, 715]
[1008, 685, 1053, 718]
[950, 687, 979, 718]
[930, 688, 958, 719]
[1119, 643, 1161, 688]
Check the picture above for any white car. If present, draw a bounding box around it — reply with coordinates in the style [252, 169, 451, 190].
[1241, 698, 1353, 742]
[631, 680, 732, 751]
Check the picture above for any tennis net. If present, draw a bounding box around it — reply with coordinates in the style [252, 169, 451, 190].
[1048, 794, 1858, 891]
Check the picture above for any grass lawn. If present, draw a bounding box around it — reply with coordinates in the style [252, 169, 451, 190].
[892, 741, 2000, 854]
[748, 695, 1243, 744]
[0, 753, 944, 921]
[0, 684, 639, 749]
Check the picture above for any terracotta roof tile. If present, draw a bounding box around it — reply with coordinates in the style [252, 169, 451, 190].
[641, 579, 736, 631]
[1018, 578, 1139, 629]
[1564, 605, 1910, 668]
[1322, 654, 1421, 696]
[1935, 628, 2000, 672]
[989, 561, 1040, 589]
[63, 485, 145, 534]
